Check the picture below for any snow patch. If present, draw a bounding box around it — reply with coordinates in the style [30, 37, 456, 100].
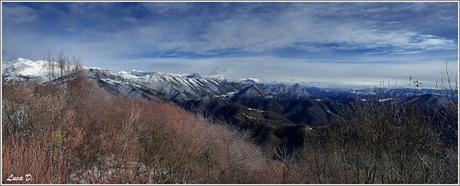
[118, 71, 139, 79]
[239, 78, 260, 83]
[215, 91, 237, 98]
[248, 107, 264, 113]
[378, 98, 395, 102]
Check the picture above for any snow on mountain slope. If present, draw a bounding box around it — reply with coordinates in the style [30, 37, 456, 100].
[2, 58, 233, 101]
[86, 68, 236, 101]
[2, 58, 49, 81]
[4, 58, 452, 102]
[0, 58, 344, 102]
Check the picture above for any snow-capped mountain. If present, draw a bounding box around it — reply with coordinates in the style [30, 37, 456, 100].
[2, 58, 238, 100]
[1, 58, 316, 101]
[87, 68, 239, 101]
[2, 57, 49, 81]
[2, 58, 456, 102]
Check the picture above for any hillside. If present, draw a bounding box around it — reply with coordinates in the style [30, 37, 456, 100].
[2, 58, 458, 184]
[2, 75, 279, 183]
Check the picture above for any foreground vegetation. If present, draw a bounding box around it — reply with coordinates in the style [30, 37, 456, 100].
[2, 72, 457, 183]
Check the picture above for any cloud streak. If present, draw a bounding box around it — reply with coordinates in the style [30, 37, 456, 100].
[118, 56, 458, 87]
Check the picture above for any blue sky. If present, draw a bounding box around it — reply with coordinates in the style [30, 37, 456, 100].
[2, 2, 458, 87]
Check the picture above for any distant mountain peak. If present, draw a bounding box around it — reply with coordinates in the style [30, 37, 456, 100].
[238, 78, 260, 84]
[185, 73, 201, 78]
[2, 57, 49, 81]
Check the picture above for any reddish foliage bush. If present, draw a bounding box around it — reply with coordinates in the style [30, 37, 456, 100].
[2, 75, 285, 184]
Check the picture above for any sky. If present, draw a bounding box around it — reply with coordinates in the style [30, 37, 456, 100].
[2, 2, 459, 87]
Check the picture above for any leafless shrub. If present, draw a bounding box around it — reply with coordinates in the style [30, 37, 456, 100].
[296, 101, 456, 184]
[2, 74, 276, 184]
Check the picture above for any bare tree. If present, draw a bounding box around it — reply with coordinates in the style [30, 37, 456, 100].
[57, 52, 66, 78]
[46, 50, 56, 80]
[439, 62, 458, 103]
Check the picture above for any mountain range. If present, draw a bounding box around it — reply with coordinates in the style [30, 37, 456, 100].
[2, 58, 458, 149]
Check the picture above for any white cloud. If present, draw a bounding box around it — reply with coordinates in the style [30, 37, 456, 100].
[4, 3, 456, 58]
[3, 5, 37, 23]
[114, 56, 458, 87]
[99, 4, 456, 54]
[190, 11, 456, 53]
